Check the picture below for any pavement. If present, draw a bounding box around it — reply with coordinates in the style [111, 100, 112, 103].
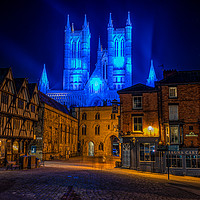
[0, 157, 199, 200]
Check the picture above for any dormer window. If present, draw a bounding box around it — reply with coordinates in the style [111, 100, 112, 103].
[169, 87, 177, 98]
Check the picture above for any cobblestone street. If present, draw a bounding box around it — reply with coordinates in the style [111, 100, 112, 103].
[0, 159, 200, 200]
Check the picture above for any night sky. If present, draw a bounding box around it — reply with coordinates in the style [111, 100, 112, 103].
[0, 0, 200, 89]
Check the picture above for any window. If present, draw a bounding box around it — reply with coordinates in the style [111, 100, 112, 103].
[95, 125, 100, 135]
[95, 113, 100, 120]
[99, 142, 104, 151]
[186, 155, 200, 168]
[115, 39, 118, 57]
[111, 114, 115, 119]
[170, 125, 179, 144]
[189, 126, 193, 131]
[133, 117, 142, 131]
[0, 116, 3, 127]
[169, 87, 177, 98]
[166, 155, 183, 168]
[165, 125, 169, 143]
[121, 39, 125, 57]
[82, 113, 87, 120]
[18, 99, 24, 109]
[169, 105, 178, 120]
[1, 93, 8, 104]
[108, 125, 110, 129]
[133, 96, 142, 109]
[140, 143, 155, 162]
[82, 125, 86, 135]
[31, 105, 35, 113]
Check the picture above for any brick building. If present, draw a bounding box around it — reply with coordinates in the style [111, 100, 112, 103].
[75, 106, 120, 160]
[0, 68, 39, 164]
[30, 92, 78, 161]
[118, 70, 200, 175]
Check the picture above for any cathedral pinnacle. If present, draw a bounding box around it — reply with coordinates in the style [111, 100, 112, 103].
[83, 14, 88, 29]
[146, 59, 157, 87]
[126, 11, 132, 26]
[108, 13, 113, 28]
[39, 64, 49, 94]
[71, 23, 74, 33]
[66, 15, 70, 30]
[98, 36, 101, 51]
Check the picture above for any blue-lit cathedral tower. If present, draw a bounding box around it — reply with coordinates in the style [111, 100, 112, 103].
[39, 12, 132, 107]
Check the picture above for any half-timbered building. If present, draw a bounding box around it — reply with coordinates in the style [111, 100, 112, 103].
[0, 68, 39, 163]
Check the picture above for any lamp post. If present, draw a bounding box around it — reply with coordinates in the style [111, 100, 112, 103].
[148, 126, 153, 136]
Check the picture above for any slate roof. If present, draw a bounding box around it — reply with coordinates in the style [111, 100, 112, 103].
[117, 83, 155, 94]
[0, 68, 10, 85]
[158, 70, 200, 85]
[38, 91, 71, 116]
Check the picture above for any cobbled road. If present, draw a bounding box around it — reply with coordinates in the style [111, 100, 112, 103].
[0, 160, 200, 200]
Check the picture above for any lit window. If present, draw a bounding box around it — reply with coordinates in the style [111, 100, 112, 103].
[133, 96, 142, 109]
[169, 87, 177, 98]
[133, 117, 142, 131]
[169, 105, 178, 121]
[140, 143, 155, 162]
[170, 125, 179, 144]
[186, 155, 200, 168]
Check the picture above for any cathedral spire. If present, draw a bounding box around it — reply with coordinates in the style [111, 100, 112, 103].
[83, 14, 88, 29]
[108, 13, 113, 28]
[146, 59, 157, 87]
[66, 15, 70, 29]
[126, 11, 132, 26]
[39, 64, 49, 94]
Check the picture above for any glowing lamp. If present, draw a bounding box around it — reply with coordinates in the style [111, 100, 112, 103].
[148, 126, 154, 136]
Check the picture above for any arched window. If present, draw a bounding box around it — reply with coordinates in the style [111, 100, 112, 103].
[99, 142, 104, 151]
[72, 41, 76, 58]
[115, 39, 118, 57]
[95, 125, 100, 135]
[95, 113, 100, 120]
[82, 113, 87, 120]
[77, 40, 81, 58]
[121, 39, 125, 57]
[82, 125, 86, 135]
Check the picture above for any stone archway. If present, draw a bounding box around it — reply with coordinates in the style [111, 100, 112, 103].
[88, 141, 94, 156]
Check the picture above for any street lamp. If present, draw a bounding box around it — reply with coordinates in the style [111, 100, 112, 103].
[148, 126, 153, 136]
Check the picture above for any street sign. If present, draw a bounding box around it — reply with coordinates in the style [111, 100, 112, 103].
[168, 145, 179, 151]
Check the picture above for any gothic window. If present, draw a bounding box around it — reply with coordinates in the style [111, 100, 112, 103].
[95, 113, 100, 120]
[121, 39, 125, 57]
[72, 41, 76, 58]
[95, 125, 100, 135]
[82, 113, 87, 120]
[115, 39, 118, 57]
[77, 41, 81, 58]
[82, 125, 86, 135]
[99, 142, 104, 151]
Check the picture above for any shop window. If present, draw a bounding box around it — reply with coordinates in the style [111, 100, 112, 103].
[169, 87, 177, 98]
[133, 96, 142, 109]
[82, 113, 87, 120]
[82, 125, 86, 135]
[133, 117, 142, 131]
[95, 125, 100, 135]
[99, 142, 104, 151]
[170, 125, 179, 144]
[140, 143, 155, 162]
[166, 154, 183, 168]
[169, 105, 178, 121]
[186, 155, 200, 168]
[95, 113, 100, 120]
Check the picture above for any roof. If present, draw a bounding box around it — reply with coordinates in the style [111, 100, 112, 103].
[14, 78, 26, 93]
[158, 70, 200, 85]
[38, 91, 71, 116]
[117, 83, 155, 94]
[0, 68, 10, 85]
[28, 83, 37, 99]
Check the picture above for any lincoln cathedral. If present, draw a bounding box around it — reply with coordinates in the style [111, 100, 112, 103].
[39, 12, 134, 107]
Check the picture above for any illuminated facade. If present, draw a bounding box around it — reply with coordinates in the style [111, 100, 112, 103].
[39, 13, 132, 107]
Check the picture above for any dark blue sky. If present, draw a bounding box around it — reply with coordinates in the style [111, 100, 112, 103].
[0, 0, 200, 89]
